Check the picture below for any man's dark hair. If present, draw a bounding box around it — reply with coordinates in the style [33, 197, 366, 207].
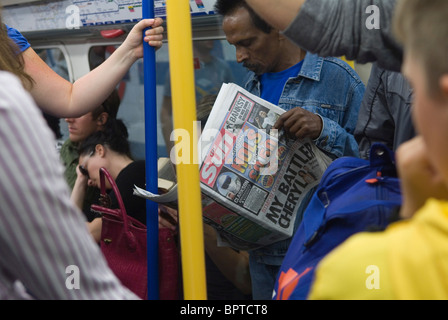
[92, 88, 121, 120]
[214, 0, 273, 34]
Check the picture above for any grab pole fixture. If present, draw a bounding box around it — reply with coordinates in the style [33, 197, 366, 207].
[142, 0, 159, 300]
[166, 0, 207, 300]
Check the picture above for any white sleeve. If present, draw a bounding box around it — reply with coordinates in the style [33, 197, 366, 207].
[0, 71, 139, 300]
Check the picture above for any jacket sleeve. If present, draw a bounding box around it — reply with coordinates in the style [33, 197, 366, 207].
[283, 0, 403, 72]
[316, 81, 365, 159]
[355, 64, 415, 159]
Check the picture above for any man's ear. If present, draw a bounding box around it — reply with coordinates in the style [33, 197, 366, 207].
[97, 112, 109, 126]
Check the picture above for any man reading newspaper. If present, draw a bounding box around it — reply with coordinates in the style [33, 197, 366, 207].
[135, 0, 365, 301]
[213, 0, 365, 300]
[135, 79, 362, 300]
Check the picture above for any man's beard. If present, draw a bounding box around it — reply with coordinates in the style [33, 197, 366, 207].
[243, 62, 263, 75]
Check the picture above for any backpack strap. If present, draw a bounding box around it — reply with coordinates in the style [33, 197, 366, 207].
[370, 143, 396, 169]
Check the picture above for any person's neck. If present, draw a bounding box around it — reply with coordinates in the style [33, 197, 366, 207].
[285, 45, 306, 69]
[273, 46, 306, 73]
[109, 155, 134, 180]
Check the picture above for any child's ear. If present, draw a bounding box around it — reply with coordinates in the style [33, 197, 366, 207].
[440, 75, 448, 100]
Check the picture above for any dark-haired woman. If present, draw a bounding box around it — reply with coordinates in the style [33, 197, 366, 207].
[71, 119, 146, 242]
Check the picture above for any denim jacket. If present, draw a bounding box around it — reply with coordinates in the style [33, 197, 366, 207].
[244, 53, 365, 159]
[245, 53, 365, 299]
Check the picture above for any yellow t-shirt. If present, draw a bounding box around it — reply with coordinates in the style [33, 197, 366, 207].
[308, 199, 448, 300]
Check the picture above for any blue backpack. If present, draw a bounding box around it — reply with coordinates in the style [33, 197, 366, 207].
[273, 144, 402, 300]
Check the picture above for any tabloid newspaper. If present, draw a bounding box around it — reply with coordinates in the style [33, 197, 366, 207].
[134, 83, 332, 250]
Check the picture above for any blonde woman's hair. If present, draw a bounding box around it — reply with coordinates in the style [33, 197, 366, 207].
[0, 12, 34, 89]
[394, 0, 448, 97]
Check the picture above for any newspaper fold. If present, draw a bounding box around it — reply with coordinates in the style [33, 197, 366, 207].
[134, 83, 332, 250]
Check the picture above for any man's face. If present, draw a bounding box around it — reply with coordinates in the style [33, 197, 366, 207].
[403, 51, 448, 183]
[222, 6, 281, 75]
[65, 112, 100, 143]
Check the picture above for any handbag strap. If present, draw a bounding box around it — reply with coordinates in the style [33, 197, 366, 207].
[99, 167, 131, 233]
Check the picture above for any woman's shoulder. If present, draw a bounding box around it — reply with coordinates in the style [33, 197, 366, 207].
[5, 25, 31, 52]
[116, 160, 146, 184]
[126, 160, 146, 172]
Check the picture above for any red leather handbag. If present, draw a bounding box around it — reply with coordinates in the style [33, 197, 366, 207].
[158, 227, 180, 300]
[91, 167, 180, 300]
[91, 167, 148, 299]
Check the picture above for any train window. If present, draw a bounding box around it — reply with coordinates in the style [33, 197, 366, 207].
[88, 39, 249, 160]
[35, 48, 71, 81]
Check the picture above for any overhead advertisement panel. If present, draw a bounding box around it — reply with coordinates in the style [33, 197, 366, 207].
[3, 0, 218, 32]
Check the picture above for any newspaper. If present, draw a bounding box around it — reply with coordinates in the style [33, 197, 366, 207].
[134, 83, 332, 250]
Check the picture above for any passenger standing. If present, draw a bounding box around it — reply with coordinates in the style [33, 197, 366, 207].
[214, 0, 365, 299]
[0, 17, 138, 298]
[308, 0, 448, 299]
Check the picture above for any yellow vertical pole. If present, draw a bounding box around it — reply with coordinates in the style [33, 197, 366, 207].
[166, 0, 207, 300]
[340, 56, 355, 69]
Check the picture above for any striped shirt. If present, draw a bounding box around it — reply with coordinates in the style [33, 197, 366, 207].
[0, 71, 139, 299]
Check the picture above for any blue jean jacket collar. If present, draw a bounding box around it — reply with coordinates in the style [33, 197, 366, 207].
[244, 53, 323, 90]
[299, 53, 323, 81]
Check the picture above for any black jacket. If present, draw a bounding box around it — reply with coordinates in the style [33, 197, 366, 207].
[355, 63, 415, 159]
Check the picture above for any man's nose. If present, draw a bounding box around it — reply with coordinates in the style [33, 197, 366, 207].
[236, 47, 249, 64]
